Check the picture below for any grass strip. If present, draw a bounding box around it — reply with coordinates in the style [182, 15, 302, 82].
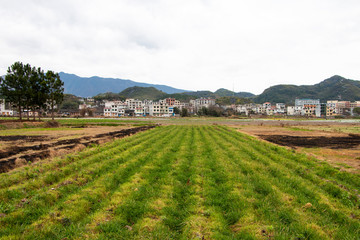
[0, 126, 173, 237]
[212, 126, 360, 239]
[95, 126, 189, 239]
[0, 126, 158, 189]
[17, 126, 184, 240]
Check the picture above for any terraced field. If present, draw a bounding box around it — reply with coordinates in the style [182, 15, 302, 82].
[0, 125, 359, 239]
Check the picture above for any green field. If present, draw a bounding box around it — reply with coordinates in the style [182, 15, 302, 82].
[0, 125, 359, 239]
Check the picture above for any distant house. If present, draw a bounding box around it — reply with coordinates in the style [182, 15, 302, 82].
[274, 103, 286, 114]
[295, 99, 321, 117]
[125, 99, 144, 116]
[190, 98, 216, 112]
[104, 100, 127, 117]
[149, 100, 173, 117]
[0, 99, 13, 116]
[327, 100, 360, 116]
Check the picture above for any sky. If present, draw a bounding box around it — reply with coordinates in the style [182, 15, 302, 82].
[1, 0, 360, 95]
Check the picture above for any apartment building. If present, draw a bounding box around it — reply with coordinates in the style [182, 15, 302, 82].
[125, 99, 144, 116]
[104, 98, 176, 117]
[0, 99, 14, 116]
[190, 98, 216, 112]
[295, 99, 321, 117]
[149, 101, 173, 117]
[104, 101, 128, 117]
[326, 100, 360, 117]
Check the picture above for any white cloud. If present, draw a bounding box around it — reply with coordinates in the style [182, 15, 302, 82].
[1, 0, 360, 94]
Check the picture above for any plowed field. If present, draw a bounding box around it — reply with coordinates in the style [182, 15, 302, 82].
[0, 125, 359, 239]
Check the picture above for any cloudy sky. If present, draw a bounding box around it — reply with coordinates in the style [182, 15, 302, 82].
[1, 0, 360, 94]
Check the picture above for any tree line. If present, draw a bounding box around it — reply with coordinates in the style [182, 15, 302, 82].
[0, 61, 64, 120]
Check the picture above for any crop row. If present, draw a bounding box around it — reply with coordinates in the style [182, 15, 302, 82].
[0, 125, 359, 239]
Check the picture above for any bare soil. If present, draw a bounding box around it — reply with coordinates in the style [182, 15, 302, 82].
[233, 123, 360, 173]
[0, 125, 155, 173]
[258, 134, 360, 149]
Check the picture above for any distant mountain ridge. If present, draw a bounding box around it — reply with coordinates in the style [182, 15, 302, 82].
[94, 86, 254, 101]
[254, 75, 360, 104]
[56, 72, 360, 104]
[59, 72, 188, 97]
[60, 71, 255, 99]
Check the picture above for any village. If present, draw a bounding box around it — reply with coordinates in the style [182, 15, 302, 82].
[2, 97, 358, 118]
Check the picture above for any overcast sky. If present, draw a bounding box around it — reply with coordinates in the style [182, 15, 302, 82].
[1, 0, 360, 94]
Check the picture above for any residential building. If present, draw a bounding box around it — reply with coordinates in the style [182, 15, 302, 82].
[263, 102, 271, 109]
[275, 103, 286, 114]
[104, 101, 127, 117]
[295, 99, 321, 117]
[165, 98, 176, 106]
[125, 99, 144, 116]
[0, 99, 14, 116]
[326, 101, 339, 117]
[149, 101, 173, 117]
[190, 98, 216, 112]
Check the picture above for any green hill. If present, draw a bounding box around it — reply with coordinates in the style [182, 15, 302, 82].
[254, 75, 360, 104]
[92, 87, 255, 102]
[214, 88, 255, 98]
[119, 86, 167, 100]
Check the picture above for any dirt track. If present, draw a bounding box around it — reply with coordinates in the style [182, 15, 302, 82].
[0, 125, 155, 173]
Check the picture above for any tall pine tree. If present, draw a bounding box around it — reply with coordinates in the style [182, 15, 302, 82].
[0, 62, 29, 120]
[45, 71, 64, 120]
[0, 62, 65, 120]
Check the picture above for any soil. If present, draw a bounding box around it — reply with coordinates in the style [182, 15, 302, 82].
[0, 125, 155, 173]
[258, 134, 360, 149]
[233, 123, 360, 173]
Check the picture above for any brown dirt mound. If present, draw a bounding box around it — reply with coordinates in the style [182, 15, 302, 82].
[0, 135, 48, 142]
[44, 120, 61, 128]
[259, 134, 360, 149]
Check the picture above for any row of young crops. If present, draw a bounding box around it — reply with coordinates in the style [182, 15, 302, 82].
[0, 125, 359, 239]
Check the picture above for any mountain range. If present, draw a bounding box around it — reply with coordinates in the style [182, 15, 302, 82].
[93, 87, 255, 102]
[60, 72, 360, 104]
[254, 75, 360, 104]
[59, 72, 188, 97]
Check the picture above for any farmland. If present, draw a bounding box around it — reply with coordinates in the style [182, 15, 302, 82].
[0, 124, 359, 239]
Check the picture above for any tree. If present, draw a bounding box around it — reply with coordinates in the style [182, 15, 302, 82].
[180, 108, 189, 117]
[45, 71, 64, 120]
[28, 67, 47, 120]
[197, 106, 208, 116]
[207, 106, 224, 117]
[0, 62, 30, 120]
[173, 106, 180, 114]
[353, 107, 360, 115]
[1, 62, 64, 121]
[80, 108, 94, 117]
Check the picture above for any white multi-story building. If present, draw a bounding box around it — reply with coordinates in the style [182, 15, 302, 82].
[263, 102, 271, 109]
[190, 98, 216, 112]
[287, 106, 295, 116]
[0, 99, 13, 116]
[275, 103, 286, 114]
[149, 101, 173, 117]
[104, 101, 128, 117]
[295, 99, 321, 117]
[326, 101, 339, 116]
[125, 99, 144, 116]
